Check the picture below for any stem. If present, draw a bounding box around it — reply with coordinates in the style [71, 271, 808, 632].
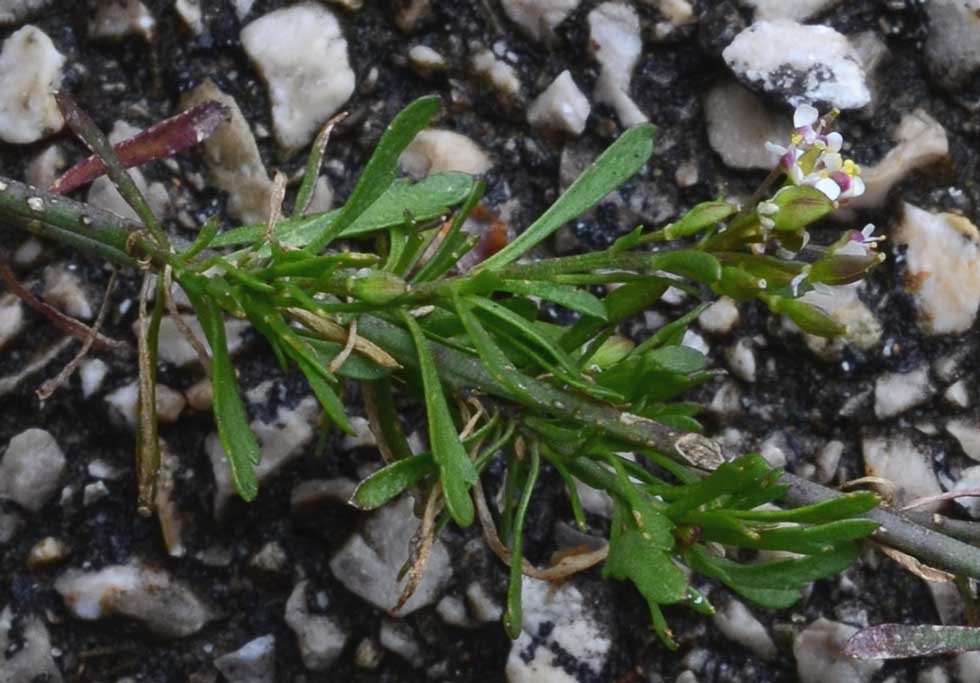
[4, 172, 980, 582]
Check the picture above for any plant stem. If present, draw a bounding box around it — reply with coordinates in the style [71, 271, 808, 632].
[4, 172, 980, 582]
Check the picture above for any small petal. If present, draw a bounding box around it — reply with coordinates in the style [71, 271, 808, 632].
[758, 201, 779, 215]
[822, 152, 843, 172]
[814, 177, 842, 200]
[826, 132, 843, 152]
[848, 176, 866, 198]
[794, 104, 819, 128]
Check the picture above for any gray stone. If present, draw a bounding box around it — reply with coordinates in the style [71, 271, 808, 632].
[0, 428, 65, 513]
[330, 495, 452, 615]
[0, 25, 64, 144]
[214, 635, 276, 683]
[284, 581, 348, 672]
[704, 81, 792, 171]
[794, 618, 882, 683]
[924, 0, 980, 90]
[0, 605, 63, 683]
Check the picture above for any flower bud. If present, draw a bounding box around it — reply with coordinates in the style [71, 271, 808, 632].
[348, 270, 407, 304]
[809, 252, 884, 286]
[713, 266, 767, 301]
[650, 250, 722, 284]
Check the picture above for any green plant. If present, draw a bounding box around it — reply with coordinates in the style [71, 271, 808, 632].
[3, 93, 980, 645]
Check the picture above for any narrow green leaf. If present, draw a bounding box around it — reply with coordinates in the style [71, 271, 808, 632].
[184, 285, 260, 501]
[212, 173, 475, 248]
[479, 123, 656, 270]
[496, 279, 607, 319]
[307, 96, 441, 252]
[730, 491, 880, 523]
[471, 296, 578, 375]
[647, 346, 707, 374]
[504, 441, 541, 640]
[455, 295, 536, 404]
[351, 454, 435, 510]
[412, 180, 484, 283]
[401, 311, 478, 526]
[649, 250, 722, 284]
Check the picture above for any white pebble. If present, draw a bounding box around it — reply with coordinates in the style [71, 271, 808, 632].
[0, 25, 64, 144]
[527, 70, 590, 136]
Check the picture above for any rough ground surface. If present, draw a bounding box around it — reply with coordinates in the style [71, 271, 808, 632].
[0, 1, 979, 681]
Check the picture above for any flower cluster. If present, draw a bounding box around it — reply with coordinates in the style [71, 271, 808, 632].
[767, 104, 866, 202]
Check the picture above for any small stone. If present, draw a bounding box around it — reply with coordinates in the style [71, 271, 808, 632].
[329, 495, 452, 615]
[175, 0, 203, 35]
[181, 80, 273, 224]
[742, 0, 840, 21]
[241, 2, 355, 151]
[232, 0, 255, 20]
[945, 380, 970, 409]
[214, 635, 276, 683]
[896, 204, 980, 336]
[794, 618, 882, 683]
[151, 314, 248, 367]
[354, 637, 384, 669]
[759, 431, 789, 468]
[698, 296, 739, 335]
[465, 582, 503, 623]
[920, 665, 950, 683]
[0, 606, 63, 683]
[862, 432, 942, 510]
[0, 510, 22, 544]
[436, 595, 474, 629]
[725, 338, 756, 383]
[924, 0, 980, 91]
[105, 381, 187, 428]
[674, 159, 699, 187]
[209, 397, 319, 516]
[470, 48, 522, 100]
[379, 618, 422, 667]
[88, 0, 155, 41]
[407, 45, 445, 76]
[341, 416, 376, 450]
[708, 380, 741, 421]
[846, 110, 948, 210]
[248, 541, 289, 577]
[956, 651, 980, 683]
[500, 0, 579, 42]
[185, 377, 213, 411]
[0, 293, 24, 350]
[155, 448, 185, 557]
[527, 70, 590, 136]
[83, 481, 109, 506]
[75, 359, 108, 399]
[704, 81, 792, 171]
[815, 440, 844, 484]
[399, 129, 492, 179]
[948, 418, 980, 461]
[0, 0, 52, 25]
[588, 2, 647, 127]
[712, 598, 777, 660]
[723, 20, 871, 110]
[26, 144, 65, 188]
[505, 577, 612, 682]
[55, 563, 212, 638]
[0, 25, 65, 144]
[13, 238, 42, 266]
[0, 428, 65, 513]
[43, 264, 93, 320]
[874, 364, 933, 419]
[284, 581, 348, 672]
[26, 536, 69, 569]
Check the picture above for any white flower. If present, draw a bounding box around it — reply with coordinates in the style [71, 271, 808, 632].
[837, 223, 884, 257]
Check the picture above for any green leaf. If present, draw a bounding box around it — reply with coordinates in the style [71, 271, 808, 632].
[479, 123, 656, 270]
[730, 491, 880, 523]
[183, 284, 259, 501]
[649, 250, 722, 284]
[401, 311, 478, 526]
[307, 96, 442, 252]
[412, 180, 485, 283]
[765, 295, 846, 337]
[471, 296, 578, 375]
[647, 346, 707, 374]
[504, 442, 541, 640]
[212, 172, 475, 248]
[304, 337, 392, 380]
[455, 295, 536, 404]
[351, 454, 435, 510]
[560, 280, 667, 351]
[496, 279, 607, 319]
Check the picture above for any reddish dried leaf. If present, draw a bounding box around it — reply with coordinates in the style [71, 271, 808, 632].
[51, 101, 230, 195]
